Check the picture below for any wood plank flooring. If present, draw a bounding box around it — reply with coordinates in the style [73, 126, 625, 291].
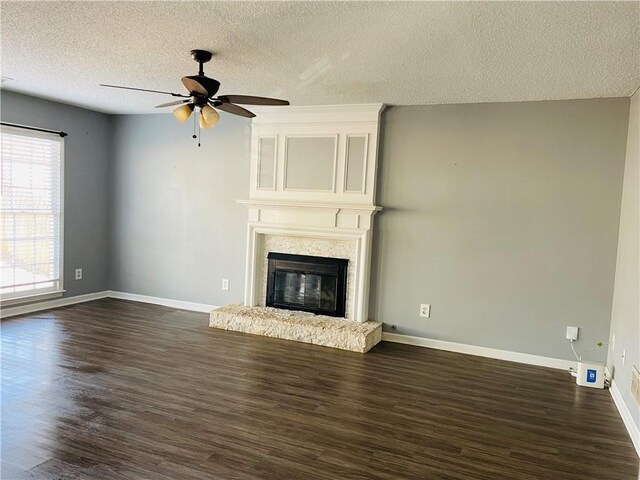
[1, 298, 638, 479]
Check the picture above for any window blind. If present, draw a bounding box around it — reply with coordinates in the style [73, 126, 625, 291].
[1, 127, 63, 299]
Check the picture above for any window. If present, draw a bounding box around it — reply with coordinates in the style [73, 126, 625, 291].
[1, 126, 64, 302]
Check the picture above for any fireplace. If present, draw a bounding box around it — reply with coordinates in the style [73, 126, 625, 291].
[266, 252, 348, 317]
[239, 104, 383, 323]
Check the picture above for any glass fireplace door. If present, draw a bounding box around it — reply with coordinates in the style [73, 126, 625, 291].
[266, 253, 348, 317]
[273, 271, 338, 312]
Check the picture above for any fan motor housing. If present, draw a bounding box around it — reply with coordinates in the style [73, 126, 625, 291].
[184, 75, 221, 98]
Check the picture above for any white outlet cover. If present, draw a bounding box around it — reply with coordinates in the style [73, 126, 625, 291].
[75, 268, 82, 280]
[419, 304, 430, 318]
[222, 279, 229, 291]
[566, 326, 578, 341]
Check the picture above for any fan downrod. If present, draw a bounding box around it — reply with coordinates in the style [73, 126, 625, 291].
[191, 49, 213, 77]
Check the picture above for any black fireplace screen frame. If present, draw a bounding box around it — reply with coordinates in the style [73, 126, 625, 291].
[265, 252, 348, 317]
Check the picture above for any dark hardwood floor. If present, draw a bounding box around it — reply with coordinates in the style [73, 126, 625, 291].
[1, 298, 638, 479]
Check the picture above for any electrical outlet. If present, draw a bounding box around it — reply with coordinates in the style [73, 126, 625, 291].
[419, 304, 430, 318]
[222, 279, 229, 291]
[566, 326, 578, 341]
[622, 348, 626, 366]
[75, 268, 83, 280]
[611, 334, 615, 352]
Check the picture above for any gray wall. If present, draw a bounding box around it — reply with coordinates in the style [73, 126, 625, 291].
[608, 90, 639, 428]
[6, 91, 631, 367]
[370, 99, 630, 363]
[1, 91, 111, 298]
[109, 113, 250, 306]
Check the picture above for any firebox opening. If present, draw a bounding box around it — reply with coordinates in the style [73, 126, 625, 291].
[266, 253, 348, 317]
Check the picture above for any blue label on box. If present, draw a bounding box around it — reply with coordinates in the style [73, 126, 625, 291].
[587, 369, 597, 383]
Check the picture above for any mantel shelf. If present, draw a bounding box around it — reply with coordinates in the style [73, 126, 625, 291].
[237, 199, 383, 214]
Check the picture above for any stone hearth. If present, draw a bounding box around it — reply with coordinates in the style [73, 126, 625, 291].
[209, 304, 382, 353]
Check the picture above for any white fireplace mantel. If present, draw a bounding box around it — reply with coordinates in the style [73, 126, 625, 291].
[238, 104, 385, 323]
[239, 201, 381, 322]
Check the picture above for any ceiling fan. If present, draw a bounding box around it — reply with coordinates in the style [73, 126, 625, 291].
[101, 49, 289, 140]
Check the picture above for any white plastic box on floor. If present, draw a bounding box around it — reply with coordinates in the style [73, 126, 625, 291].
[576, 361, 605, 389]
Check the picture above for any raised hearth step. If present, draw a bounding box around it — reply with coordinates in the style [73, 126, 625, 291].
[209, 304, 382, 353]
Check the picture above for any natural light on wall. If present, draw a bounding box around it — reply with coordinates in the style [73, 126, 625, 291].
[1, 126, 63, 302]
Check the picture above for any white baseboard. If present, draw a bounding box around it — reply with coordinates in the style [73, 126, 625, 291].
[1, 290, 217, 319]
[107, 291, 216, 313]
[382, 332, 577, 371]
[0, 295, 588, 373]
[1, 291, 110, 319]
[609, 379, 640, 458]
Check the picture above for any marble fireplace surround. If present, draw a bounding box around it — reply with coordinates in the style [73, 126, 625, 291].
[260, 234, 357, 319]
[235, 104, 385, 325]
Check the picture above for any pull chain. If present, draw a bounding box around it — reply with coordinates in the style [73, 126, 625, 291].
[190, 108, 202, 147]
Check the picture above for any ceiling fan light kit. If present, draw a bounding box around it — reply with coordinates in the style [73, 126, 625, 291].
[173, 103, 195, 124]
[100, 49, 289, 145]
[201, 105, 220, 126]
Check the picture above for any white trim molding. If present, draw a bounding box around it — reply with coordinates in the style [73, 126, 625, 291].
[248, 104, 384, 205]
[1, 294, 579, 371]
[107, 291, 216, 313]
[1, 290, 218, 320]
[282, 134, 339, 193]
[1, 291, 109, 319]
[250, 103, 385, 126]
[609, 379, 640, 458]
[1, 289, 65, 307]
[382, 332, 577, 371]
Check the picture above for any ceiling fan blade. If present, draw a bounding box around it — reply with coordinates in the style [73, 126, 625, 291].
[155, 99, 191, 108]
[218, 95, 289, 106]
[215, 102, 256, 118]
[181, 77, 209, 96]
[100, 84, 188, 97]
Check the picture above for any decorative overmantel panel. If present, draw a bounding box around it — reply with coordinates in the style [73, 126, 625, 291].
[238, 104, 384, 323]
[249, 104, 384, 204]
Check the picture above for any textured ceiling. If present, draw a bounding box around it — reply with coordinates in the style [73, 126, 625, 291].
[1, 1, 639, 114]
